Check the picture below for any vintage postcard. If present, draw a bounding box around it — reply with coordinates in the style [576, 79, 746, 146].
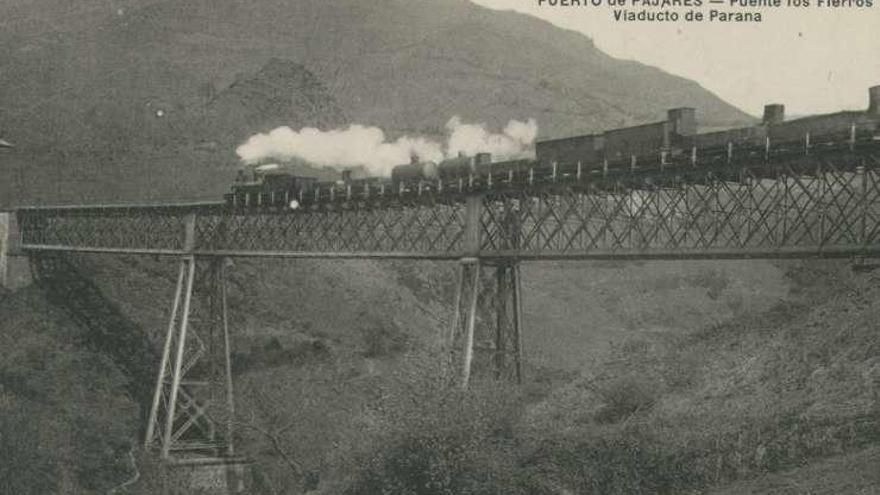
[1, 0, 878, 493]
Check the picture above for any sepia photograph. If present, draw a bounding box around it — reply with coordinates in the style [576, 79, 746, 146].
[1, 0, 879, 493]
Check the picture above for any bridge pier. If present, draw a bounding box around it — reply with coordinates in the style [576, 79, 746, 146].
[145, 256, 237, 459]
[448, 258, 525, 388]
[0, 211, 31, 290]
[446, 193, 525, 387]
[144, 255, 246, 492]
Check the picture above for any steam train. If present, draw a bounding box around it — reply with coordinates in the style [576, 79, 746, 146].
[225, 85, 880, 209]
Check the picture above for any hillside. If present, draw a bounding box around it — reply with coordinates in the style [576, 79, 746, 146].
[0, 286, 140, 494]
[199, 58, 348, 145]
[509, 260, 880, 494]
[4, 254, 880, 493]
[1, 252, 809, 493]
[0, 0, 752, 207]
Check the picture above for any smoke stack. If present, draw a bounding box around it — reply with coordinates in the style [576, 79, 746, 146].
[869, 86, 880, 114]
[763, 104, 785, 125]
[410, 153, 419, 165]
[475, 152, 492, 165]
[667, 108, 696, 136]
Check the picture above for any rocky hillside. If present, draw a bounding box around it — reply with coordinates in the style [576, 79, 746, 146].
[199, 58, 347, 145]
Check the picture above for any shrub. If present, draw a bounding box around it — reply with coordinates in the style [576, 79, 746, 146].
[557, 427, 707, 494]
[0, 398, 59, 495]
[594, 375, 660, 424]
[689, 268, 730, 300]
[342, 364, 533, 495]
[659, 349, 700, 390]
[361, 322, 408, 358]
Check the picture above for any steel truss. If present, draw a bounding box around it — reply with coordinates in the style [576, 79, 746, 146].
[446, 258, 525, 387]
[15, 153, 880, 260]
[477, 156, 880, 259]
[144, 256, 236, 462]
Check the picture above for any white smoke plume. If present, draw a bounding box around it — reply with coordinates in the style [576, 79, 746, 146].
[236, 125, 444, 177]
[236, 117, 538, 176]
[446, 117, 538, 160]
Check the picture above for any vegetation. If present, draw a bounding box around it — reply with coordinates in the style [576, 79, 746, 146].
[2, 255, 879, 493]
[0, 288, 139, 494]
[330, 260, 880, 494]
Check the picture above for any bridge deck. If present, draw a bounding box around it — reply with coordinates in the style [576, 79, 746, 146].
[13, 150, 880, 260]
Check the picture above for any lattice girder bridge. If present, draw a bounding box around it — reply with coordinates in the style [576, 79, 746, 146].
[10, 149, 880, 462]
[15, 152, 880, 260]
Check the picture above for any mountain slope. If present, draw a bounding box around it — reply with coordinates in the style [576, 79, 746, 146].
[515, 260, 880, 494]
[0, 0, 751, 207]
[199, 58, 347, 144]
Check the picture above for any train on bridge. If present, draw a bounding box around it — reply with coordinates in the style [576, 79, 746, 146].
[226, 85, 880, 209]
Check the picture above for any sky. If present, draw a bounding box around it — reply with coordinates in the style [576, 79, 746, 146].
[472, 0, 880, 117]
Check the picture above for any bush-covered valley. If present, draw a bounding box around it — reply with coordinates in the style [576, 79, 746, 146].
[2, 255, 879, 493]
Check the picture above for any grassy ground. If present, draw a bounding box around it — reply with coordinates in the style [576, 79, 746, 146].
[709, 445, 880, 494]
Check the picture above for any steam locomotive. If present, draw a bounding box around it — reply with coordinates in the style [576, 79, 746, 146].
[225, 85, 880, 209]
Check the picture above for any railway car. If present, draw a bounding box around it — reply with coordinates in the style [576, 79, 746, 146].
[765, 108, 880, 157]
[535, 134, 602, 167]
[533, 107, 697, 174]
[691, 115, 769, 166]
[484, 159, 533, 184]
[437, 152, 492, 180]
[601, 107, 696, 171]
[687, 87, 880, 166]
[390, 158, 438, 183]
